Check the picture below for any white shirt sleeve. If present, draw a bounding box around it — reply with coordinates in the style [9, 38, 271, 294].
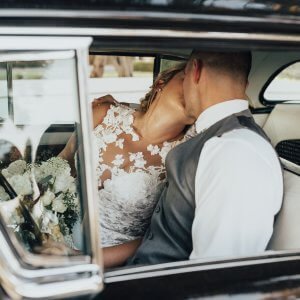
[189, 129, 283, 260]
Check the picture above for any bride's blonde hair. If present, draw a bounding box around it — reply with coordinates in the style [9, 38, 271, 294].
[140, 62, 186, 112]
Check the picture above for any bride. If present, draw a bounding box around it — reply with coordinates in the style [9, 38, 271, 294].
[59, 63, 196, 268]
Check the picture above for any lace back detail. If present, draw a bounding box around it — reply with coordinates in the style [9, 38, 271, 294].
[93, 104, 196, 247]
[93, 104, 173, 188]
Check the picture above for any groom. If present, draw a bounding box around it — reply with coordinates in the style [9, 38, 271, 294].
[128, 50, 283, 265]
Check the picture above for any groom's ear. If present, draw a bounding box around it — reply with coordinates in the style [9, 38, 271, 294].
[192, 59, 202, 84]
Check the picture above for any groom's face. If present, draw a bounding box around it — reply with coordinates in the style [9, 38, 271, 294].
[183, 58, 201, 118]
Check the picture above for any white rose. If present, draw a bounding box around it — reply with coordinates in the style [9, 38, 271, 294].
[68, 182, 77, 194]
[1, 168, 10, 179]
[52, 195, 67, 213]
[33, 165, 44, 183]
[7, 160, 27, 176]
[53, 174, 74, 193]
[40, 190, 55, 206]
[8, 174, 32, 195]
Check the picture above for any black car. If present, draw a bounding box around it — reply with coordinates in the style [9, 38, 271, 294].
[0, 1, 300, 299]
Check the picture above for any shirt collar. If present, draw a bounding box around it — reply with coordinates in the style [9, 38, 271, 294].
[195, 99, 249, 134]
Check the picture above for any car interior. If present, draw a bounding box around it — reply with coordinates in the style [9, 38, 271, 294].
[1, 47, 300, 271]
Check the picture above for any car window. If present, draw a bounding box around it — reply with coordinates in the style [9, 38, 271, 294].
[263, 61, 300, 102]
[0, 47, 102, 267]
[89, 55, 154, 105]
[0, 52, 89, 256]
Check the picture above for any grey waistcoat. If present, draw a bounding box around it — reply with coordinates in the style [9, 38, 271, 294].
[128, 109, 272, 265]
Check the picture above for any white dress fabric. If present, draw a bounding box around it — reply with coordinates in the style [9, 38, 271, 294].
[93, 104, 195, 247]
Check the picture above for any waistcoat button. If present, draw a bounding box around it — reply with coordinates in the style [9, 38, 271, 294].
[155, 206, 160, 213]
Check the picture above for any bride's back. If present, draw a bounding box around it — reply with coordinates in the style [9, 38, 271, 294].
[93, 103, 177, 247]
[93, 103, 173, 188]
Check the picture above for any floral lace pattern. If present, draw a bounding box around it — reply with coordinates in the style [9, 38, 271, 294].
[93, 104, 195, 247]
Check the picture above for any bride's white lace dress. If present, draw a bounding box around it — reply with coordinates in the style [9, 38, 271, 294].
[93, 104, 195, 247]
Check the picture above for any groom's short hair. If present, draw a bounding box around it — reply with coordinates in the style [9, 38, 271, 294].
[191, 50, 252, 84]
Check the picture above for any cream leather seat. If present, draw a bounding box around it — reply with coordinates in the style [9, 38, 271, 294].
[263, 104, 300, 148]
[267, 158, 300, 250]
[262, 104, 300, 250]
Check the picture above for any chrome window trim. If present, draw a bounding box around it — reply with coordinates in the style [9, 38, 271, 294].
[0, 27, 299, 44]
[0, 9, 299, 26]
[0, 36, 93, 50]
[105, 251, 300, 283]
[0, 50, 75, 62]
[75, 44, 103, 267]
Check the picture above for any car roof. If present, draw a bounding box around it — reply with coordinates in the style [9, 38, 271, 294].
[0, 0, 299, 35]
[0, 0, 299, 17]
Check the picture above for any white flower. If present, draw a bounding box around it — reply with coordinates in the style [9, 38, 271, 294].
[129, 152, 146, 168]
[122, 114, 134, 128]
[38, 157, 71, 180]
[147, 144, 160, 155]
[1, 169, 10, 179]
[102, 132, 117, 144]
[53, 174, 74, 193]
[115, 138, 124, 149]
[112, 154, 124, 167]
[32, 164, 44, 182]
[134, 158, 146, 168]
[115, 128, 122, 135]
[8, 173, 32, 195]
[129, 152, 142, 161]
[160, 144, 172, 163]
[103, 108, 116, 126]
[41, 210, 59, 233]
[0, 186, 9, 201]
[131, 133, 139, 141]
[52, 194, 67, 213]
[3, 160, 27, 179]
[68, 182, 77, 194]
[40, 190, 55, 206]
[94, 137, 107, 151]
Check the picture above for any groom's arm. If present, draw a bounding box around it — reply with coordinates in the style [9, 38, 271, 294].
[189, 129, 283, 260]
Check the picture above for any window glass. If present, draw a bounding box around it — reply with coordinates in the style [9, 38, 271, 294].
[11, 59, 78, 124]
[160, 58, 185, 72]
[88, 55, 154, 105]
[0, 54, 86, 257]
[264, 62, 300, 102]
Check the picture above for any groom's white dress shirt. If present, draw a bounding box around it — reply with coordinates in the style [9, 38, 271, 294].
[189, 99, 283, 260]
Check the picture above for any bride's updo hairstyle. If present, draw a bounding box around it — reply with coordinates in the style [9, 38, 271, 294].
[140, 62, 186, 112]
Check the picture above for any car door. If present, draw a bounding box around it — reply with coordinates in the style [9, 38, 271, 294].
[0, 36, 103, 299]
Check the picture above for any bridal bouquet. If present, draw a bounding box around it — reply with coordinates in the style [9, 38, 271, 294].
[0, 157, 80, 249]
